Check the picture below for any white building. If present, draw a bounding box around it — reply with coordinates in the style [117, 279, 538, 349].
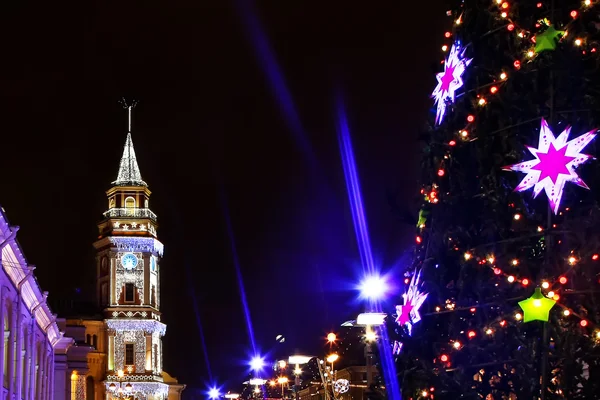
[0, 206, 73, 400]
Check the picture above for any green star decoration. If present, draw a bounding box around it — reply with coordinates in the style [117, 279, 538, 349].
[518, 287, 556, 323]
[534, 26, 565, 53]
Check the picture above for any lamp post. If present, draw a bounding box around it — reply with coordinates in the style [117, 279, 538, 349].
[358, 273, 389, 392]
[355, 312, 386, 389]
[277, 376, 289, 398]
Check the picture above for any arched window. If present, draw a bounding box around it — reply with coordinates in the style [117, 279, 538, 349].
[124, 197, 136, 208]
[92, 335, 98, 349]
[86, 376, 95, 400]
[86, 334, 91, 345]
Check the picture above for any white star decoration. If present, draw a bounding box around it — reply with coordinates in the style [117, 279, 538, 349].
[395, 269, 428, 336]
[504, 119, 596, 214]
[432, 42, 472, 125]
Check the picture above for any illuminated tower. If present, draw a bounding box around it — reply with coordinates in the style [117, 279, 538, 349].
[91, 104, 185, 399]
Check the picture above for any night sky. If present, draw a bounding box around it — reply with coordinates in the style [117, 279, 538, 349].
[0, 0, 445, 397]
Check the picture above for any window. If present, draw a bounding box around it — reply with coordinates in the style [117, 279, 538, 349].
[124, 197, 136, 208]
[125, 283, 135, 303]
[86, 334, 91, 345]
[92, 335, 98, 349]
[125, 344, 134, 365]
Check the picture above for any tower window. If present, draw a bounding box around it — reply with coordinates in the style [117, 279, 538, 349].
[124, 197, 136, 208]
[125, 283, 135, 303]
[125, 343, 134, 365]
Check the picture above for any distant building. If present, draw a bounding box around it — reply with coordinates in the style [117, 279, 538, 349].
[56, 108, 185, 400]
[0, 207, 73, 399]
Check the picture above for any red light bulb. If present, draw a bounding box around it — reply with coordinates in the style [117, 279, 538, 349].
[559, 276, 567, 284]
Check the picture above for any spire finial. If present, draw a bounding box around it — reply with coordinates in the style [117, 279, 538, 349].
[113, 98, 146, 187]
[120, 98, 138, 133]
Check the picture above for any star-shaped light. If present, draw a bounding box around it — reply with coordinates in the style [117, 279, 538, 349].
[431, 42, 472, 125]
[504, 119, 596, 214]
[518, 287, 556, 323]
[534, 25, 564, 53]
[395, 270, 428, 335]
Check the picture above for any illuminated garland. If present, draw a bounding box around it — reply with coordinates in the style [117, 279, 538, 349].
[109, 237, 164, 257]
[104, 381, 169, 399]
[106, 319, 167, 335]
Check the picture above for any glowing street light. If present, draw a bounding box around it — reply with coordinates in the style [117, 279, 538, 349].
[249, 355, 265, 371]
[327, 332, 337, 343]
[358, 275, 389, 300]
[326, 354, 339, 364]
[208, 387, 221, 400]
[356, 312, 386, 326]
[288, 355, 312, 365]
[248, 379, 267, 386]
[326, 353, 339, 379]
[277, 376, 289, 397]
[277, 377, 289, 385]
[224, 394, 240, 399]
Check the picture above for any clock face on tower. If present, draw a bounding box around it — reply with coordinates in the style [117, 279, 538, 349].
[121, 253, 138, 270]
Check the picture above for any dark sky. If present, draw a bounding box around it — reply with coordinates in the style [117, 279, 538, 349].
[0, 0, 445, 397]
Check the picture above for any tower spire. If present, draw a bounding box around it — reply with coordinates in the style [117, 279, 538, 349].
[113, 100, 146, 187]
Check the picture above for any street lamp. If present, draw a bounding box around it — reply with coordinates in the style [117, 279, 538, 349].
[326, 354, 339, 374]
[277, 376, 289, 398]
[250, 356, 266, 372]
[208, 387, 221, 400]
[327, 332, 337, 346]
[358, 274, 389, 301]
[353, 312, 386, 389]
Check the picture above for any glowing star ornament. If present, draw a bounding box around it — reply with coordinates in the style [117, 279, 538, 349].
[504, 119, 596, 214]
[518, 287, 556, 323]
[534, 26, 565, 53]
[395, 270, 428, 335]
[432, 42, 472, 125]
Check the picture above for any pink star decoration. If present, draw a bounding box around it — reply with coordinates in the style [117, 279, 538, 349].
[504, 119, 597, 214]
[431, 43, 472, 125]
[395, 270, 428, 336]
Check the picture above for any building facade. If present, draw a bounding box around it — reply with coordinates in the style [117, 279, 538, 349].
[67, 110, 185, 400]
[0, 207, 70, 400]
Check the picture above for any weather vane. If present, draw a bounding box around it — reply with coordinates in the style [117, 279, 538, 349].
[119, 97, 138, 132]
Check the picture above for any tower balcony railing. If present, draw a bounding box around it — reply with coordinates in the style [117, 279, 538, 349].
[104, 207, 157, 221]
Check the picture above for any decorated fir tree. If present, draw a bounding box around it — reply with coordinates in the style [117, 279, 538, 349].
[385, 1, 600, 399]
